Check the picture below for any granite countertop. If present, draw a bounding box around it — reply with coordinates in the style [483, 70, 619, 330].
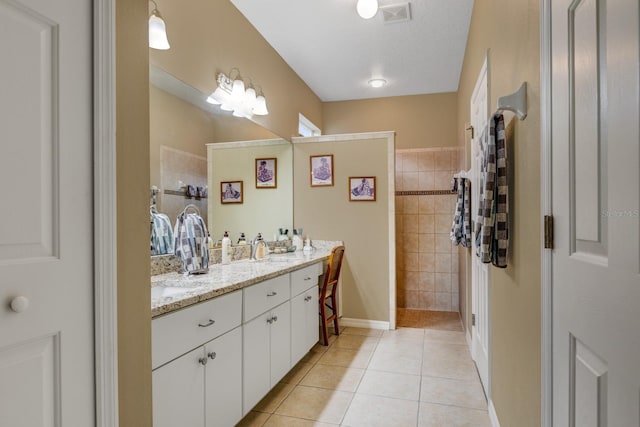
[151, 242, 340, 318]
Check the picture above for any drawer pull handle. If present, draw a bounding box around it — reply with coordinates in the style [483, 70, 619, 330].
[198, 319, 216, 327]
[304, 277, 312, 281]
[305, 295, 313, 302]
[208, 351, 217, 360]
[267, 317, 273, 324]
[199, 357, 208, 366]
[272, 315, 278, 322]
[266, 291, 277, 297]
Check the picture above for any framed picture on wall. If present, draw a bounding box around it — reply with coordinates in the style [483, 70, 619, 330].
[220, 180, 243, 204]
[349, 176, 376, 201]
[310, 154, 334, 187]
[255, 158, 277, 188]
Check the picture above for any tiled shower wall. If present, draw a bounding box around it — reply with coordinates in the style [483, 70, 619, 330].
[395, 147, 462, 312]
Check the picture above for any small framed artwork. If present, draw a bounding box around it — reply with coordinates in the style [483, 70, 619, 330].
[255, 158, 277, 188]
[310, 154, 334, 187]
[220, 180, 243, 204]
[349, 176, 376, 201]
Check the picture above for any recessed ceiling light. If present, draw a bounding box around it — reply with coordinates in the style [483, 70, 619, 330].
[368, 78, 387, 88]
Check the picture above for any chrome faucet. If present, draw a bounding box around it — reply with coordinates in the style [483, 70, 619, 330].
[250, 233, 268, 260]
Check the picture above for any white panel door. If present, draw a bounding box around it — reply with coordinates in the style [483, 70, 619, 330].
[0, 0, 94, 425]
[551, 0, 640, 425]
[470, 55, 490, 394]
[269, 302, 291, 386]
[243, 312, 271, 415]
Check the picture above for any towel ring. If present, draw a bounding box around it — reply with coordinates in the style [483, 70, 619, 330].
[180, 204, 201, 217]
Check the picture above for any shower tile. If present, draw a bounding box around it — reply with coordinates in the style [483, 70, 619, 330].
[435, 292, 452, 311]
[419, 272, 435, 293]
[418, 196, 434, 214]
[434, 195, 452, 214]
[435, 214, 452, 234]
[395, 215, 403, 233]
[435, 273, 451, 293]
[451, 293, 460, 312]
[418, 215, 435, 234]
[418, 151, 435, 171]
[403, 173, 420, 191]
[405, 290, 421, 309]
[403, 152, 418, 172]
[404, 196, 418, 214]
[395, 153, 404, 172]
[404, 253, 419, 272]
[451, 274, 459, 292]
[434, 171, 452, 190]
[405, 271, 421, 291]
[420, 292, 435, 310]
[435, 234, 452, 253]
[435, 254, 452, 273]
[418, 254, 435, 273]
[402, 235, 417, 254]
[434, 150, 451, 171]
[418, 233, 435, 253]
[452, 253, 459, 271]
[403, 214, 419, 234]
[419, 172, 434, 191]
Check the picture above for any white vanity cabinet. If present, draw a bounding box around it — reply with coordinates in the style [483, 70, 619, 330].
[290, 263, 324, 364]
[242, 275, 291, 414]
[152, 291, 243, 427]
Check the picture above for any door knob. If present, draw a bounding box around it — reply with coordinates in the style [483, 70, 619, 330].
[208, 351, 217, 360]
[10, 296, 29, 313]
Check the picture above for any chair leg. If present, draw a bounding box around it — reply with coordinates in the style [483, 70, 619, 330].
[319, 297, 329, 346]
[330, 294, 339, 336]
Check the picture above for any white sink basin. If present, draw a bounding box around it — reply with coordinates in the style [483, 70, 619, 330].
[151, 286, 188, 299]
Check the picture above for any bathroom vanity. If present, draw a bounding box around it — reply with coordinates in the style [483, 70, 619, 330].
[150, 246, 335, 427]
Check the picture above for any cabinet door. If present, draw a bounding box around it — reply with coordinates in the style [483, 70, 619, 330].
[205, 327, 242, 427]
[270, 302, 291, 385]
[243, 312, 271, 415]
[290, 292, 308, 364]
[153, 347, 205, 427]
[304, 288, 320, 352]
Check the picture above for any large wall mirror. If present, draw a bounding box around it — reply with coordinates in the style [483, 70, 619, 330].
[150, 65, 293, 251]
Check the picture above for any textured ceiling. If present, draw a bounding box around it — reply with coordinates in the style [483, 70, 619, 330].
[230, 0, 474, 102]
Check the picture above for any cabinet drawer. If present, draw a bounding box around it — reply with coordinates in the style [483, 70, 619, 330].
[243, 274, 290, 322]
[290, 262, 323, 297]
[152, 290, 242, 369]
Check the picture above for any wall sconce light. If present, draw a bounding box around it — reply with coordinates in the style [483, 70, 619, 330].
[149, 0, 170, 50]
[206, 69, 269, 118]
[357, 0, 379, 19]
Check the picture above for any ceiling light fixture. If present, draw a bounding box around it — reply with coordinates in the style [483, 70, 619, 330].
[206, 69, 269, 118]
[149, 0, 170, 50]
[357, 0, 379, 19]
[368, 78, 387, 88]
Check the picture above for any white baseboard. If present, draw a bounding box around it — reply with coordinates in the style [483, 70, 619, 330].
[488, 399, 501, 427]
[340, 317, 390, 330]
[466, 330, 472, 349]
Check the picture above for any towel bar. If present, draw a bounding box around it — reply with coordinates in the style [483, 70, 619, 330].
[496, 82, 527, 120]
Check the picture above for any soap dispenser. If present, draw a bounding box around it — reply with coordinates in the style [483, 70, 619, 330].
[221, 231, 231, 265]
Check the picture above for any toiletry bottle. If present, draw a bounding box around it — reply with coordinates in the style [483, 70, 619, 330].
[237, 233, 247, 245]
[207, 232, 214, 250]
[292, 229, 303, 251]
[221, 231, 231, 265]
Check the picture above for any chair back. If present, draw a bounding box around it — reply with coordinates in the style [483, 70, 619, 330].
[321, 245, 345, 294]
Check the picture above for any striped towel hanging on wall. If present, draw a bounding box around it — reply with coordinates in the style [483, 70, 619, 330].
[475, 114, 509, 268]
[450, 177, 472, 247]
[173, 207, 209, 274]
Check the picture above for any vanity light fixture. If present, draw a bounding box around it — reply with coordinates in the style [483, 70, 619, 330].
[368, 78, 387, 88]
[357, 0, 379, 19]
[149, 0, 170, 50]
[206, 69, 269, 118]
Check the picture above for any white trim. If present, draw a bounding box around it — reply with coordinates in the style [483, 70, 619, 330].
[298, 113, 321, 137]
[488, 399, 502, 427]
[340, 318, 390, 330]
[291, 130, 395, 144]
[540, 0, 553, 425]
[206, 138, 289, 149]
[94, 0, 118, 425]
[466, 329, 472, 349]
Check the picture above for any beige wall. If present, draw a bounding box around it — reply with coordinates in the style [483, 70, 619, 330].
[456, 0, 541, 426]
[293, 135, 393, 321]
[117, 0, 152, 425]
[149, 0, 322, 140]
[322, 93, 458, 149]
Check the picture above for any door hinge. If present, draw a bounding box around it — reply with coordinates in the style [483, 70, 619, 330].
[472, 313, 476, 326]
[544, 215, 554, 249]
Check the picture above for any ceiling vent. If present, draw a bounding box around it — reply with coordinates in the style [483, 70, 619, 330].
[380, 2, 412, 24]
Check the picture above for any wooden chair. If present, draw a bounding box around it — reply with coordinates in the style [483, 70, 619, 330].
[319, 245, 345, 346]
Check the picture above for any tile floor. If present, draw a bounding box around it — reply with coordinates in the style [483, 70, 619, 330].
[236, 312, 490, 427]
